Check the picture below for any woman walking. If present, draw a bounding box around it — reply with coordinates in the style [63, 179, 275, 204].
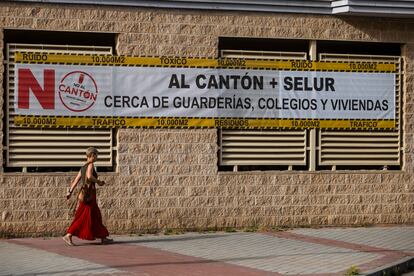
[63, 147, 113, 246]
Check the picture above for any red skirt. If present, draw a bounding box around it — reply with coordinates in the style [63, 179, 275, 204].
[67, 196, 109, 240]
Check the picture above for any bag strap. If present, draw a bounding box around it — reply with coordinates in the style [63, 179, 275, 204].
[80, 164, 87, 186]
[68, 195, 78, 215]
[69, 165, 86, 214]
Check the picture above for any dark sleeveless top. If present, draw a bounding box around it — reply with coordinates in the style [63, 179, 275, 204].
[80, 162, 97, 200]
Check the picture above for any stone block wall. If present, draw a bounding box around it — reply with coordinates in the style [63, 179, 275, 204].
[0, 2, 413, 236]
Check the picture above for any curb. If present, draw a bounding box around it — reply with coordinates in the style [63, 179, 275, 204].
[364, 256, 414, 276]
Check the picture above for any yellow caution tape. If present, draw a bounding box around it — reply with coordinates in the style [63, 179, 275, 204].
[14, 116, 396, 130]
[14, 52, 397, 73]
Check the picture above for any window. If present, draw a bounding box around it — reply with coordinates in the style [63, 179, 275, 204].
[218, 38, 402, 171]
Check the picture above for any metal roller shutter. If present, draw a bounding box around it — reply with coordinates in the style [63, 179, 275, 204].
[220, 130, 307, 166]
[219, 50, 308, 170]
[318, 53, 402, 168]
[6, 44, 114, 170]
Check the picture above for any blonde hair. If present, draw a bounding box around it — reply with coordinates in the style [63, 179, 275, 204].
[86, 147, 98, 157]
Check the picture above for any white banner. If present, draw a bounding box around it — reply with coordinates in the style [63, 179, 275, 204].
[15, 63, 395, 120]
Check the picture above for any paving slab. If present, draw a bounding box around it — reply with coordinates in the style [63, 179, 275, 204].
[115, 233, 380, 274]
[1, 226, 413, 276]
[0, 241, 124, 276]
[290, 227, 414, 254]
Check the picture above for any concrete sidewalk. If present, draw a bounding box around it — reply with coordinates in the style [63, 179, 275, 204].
[1, 226, 413, 276]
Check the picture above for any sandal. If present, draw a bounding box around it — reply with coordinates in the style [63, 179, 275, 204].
[101, 237, 114, 244]
[62, 235, 74, 246]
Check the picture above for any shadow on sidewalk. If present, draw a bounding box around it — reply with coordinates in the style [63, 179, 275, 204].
[70, 233, 236, 246]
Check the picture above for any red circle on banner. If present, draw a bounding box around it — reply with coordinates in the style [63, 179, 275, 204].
[58, 71, 98, 112]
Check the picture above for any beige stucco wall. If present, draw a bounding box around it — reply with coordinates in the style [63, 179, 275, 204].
[0, 2, 413, 236]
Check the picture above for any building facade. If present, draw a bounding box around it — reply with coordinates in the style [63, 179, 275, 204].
[1, 0, 414, 236]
